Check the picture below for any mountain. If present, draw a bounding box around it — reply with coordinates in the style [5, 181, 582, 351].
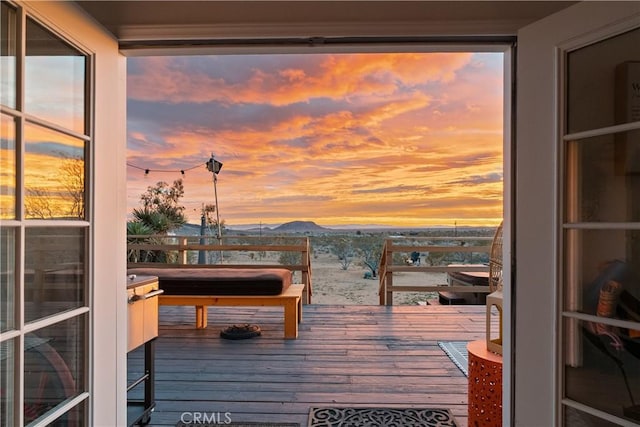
[272, 220, 330, 233]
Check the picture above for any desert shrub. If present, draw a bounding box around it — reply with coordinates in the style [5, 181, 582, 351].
[354, 235, 384, 278]
[330, 237, 355, 270]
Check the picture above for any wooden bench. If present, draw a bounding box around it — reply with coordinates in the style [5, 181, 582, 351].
[127, 267, 303, 339]
[158, 284, 304, 339]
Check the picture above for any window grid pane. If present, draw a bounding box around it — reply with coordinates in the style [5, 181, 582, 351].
[23, 315, 86, 425]
[24, 227, 87, 323]
[0, 227, 16, 332]
[0, 2, 17, 109]
[25, 18, 86, 135]
[567, 28, 640, 134]
[0, 114, 16, 219]
[24, 124, 86, 221]
[0, 338, 16, 427]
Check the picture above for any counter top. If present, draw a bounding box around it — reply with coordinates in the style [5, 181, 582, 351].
[127, 274, 158, 289]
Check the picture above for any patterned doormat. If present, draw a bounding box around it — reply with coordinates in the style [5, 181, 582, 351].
[308, 407, 458, 426]
[437, 341, 469, 377]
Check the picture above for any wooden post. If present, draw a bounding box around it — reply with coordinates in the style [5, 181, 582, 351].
[178, 237, 188, 264]
[385, 239, 394, 306]
[378, 242, 387, 305]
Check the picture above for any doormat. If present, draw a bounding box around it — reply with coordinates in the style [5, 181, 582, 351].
[308, 407, 458, 426]
[437, 341, 469, 377]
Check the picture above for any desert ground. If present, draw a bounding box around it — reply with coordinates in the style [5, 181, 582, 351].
[214, 248, 446, 305]
[162, 225, 497, 305]
[306, 250, 445, 305]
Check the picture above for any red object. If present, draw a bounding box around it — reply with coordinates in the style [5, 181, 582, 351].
[468, 340, 503, 427]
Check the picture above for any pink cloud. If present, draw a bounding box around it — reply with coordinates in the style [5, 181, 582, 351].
[127, 52, 504, 226]
[128, 53, 474, 107]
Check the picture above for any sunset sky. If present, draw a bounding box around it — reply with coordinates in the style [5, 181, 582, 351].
[126, 52, 504, 228]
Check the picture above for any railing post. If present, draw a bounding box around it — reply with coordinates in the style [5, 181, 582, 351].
[378, 245, 386, 305]
[385, 239, 394, 306]
[178, 237, 188, 264]
[378, 275, 385, 305]
[301, 238, 311, 304]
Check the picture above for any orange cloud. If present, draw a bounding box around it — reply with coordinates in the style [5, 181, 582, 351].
[127, 52, 504, 227]
[128, 53, 473, 107]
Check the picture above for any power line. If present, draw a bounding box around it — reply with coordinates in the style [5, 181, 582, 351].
[127, 161, 206, 175]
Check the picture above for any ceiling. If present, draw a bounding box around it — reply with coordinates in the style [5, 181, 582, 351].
[75, 1, 577, 46]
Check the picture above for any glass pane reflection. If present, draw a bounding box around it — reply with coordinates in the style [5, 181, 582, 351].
[24, 124, 85, 220]
[0, 339, 15, 427]
[563, 229, 640, 314]
[564, 406, 622, 427]
[0, 3, 17, 109]
[567, 28, 640, 134]
[564, 318, 640, 424]
[24, 315, 85, 425]
[0, 227, 15, 332]
[25, 227, 86, 323]
[0, 114, 16, 219]
[565, 130, 640, 223]
[25, 17, 86, 134]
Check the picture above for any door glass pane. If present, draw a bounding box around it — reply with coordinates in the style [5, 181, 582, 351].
[0, 338, 15, 427]
[24, 123, 85, 220]
[0, 114, 16, 219]
[25, 17, 86, 134]
[563, 229, 640, 314]
[565, 130, 640, 223]
[25, 227, 86, 323]
[565, 406, 628, 426]
[567, 28, 640, 134]
[564, 318, 640, 424]
[24, 315, 86, 425]
[0, 2, 17, 109]
[0, 227, 15, 332]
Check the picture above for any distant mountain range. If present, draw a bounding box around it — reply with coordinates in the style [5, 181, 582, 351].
[176, 220, 496, 236]
[177, 220, 330, 235]
[271, 220, 329, 232]
[239, 220, 330, 233]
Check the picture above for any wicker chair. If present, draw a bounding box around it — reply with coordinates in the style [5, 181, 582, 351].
[488, 221, 503, 293]
[486, 221, 504, 354]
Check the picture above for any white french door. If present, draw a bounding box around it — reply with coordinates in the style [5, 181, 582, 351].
[1, 3, 92, 425]
[516, 2, 640, 426]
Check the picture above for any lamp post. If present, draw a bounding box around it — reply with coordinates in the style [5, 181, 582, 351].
[206, 153, 223, 259]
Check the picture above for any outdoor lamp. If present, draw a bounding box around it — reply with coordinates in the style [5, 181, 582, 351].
[207, 157, 223, 174]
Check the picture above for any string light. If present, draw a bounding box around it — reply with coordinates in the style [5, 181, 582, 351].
[127, 162, 205, 176]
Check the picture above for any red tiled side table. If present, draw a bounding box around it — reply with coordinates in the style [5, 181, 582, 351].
[468, 340, 503, 427]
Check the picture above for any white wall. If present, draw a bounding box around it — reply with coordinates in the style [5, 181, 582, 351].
[515, 2, 640, 425]
[18, 2, 127, 425]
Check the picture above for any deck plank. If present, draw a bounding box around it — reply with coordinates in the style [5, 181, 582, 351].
[131, 304, 494, 426]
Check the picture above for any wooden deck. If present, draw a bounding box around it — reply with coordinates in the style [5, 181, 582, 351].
[128, 304, 492, 427]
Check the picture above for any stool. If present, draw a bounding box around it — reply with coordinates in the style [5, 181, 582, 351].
[468, 340, 502, 427]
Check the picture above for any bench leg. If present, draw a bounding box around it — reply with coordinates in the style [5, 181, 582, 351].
[283, 298, 299, 339]
[195, 305, 208, 329]
[298, 297, 303, 323]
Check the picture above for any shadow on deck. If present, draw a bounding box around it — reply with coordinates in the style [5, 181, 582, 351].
[128, 304, 491, 427]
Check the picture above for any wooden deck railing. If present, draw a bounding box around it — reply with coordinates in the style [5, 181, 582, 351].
[378, 236, 492, 305]
[127, 235, 313, 304]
